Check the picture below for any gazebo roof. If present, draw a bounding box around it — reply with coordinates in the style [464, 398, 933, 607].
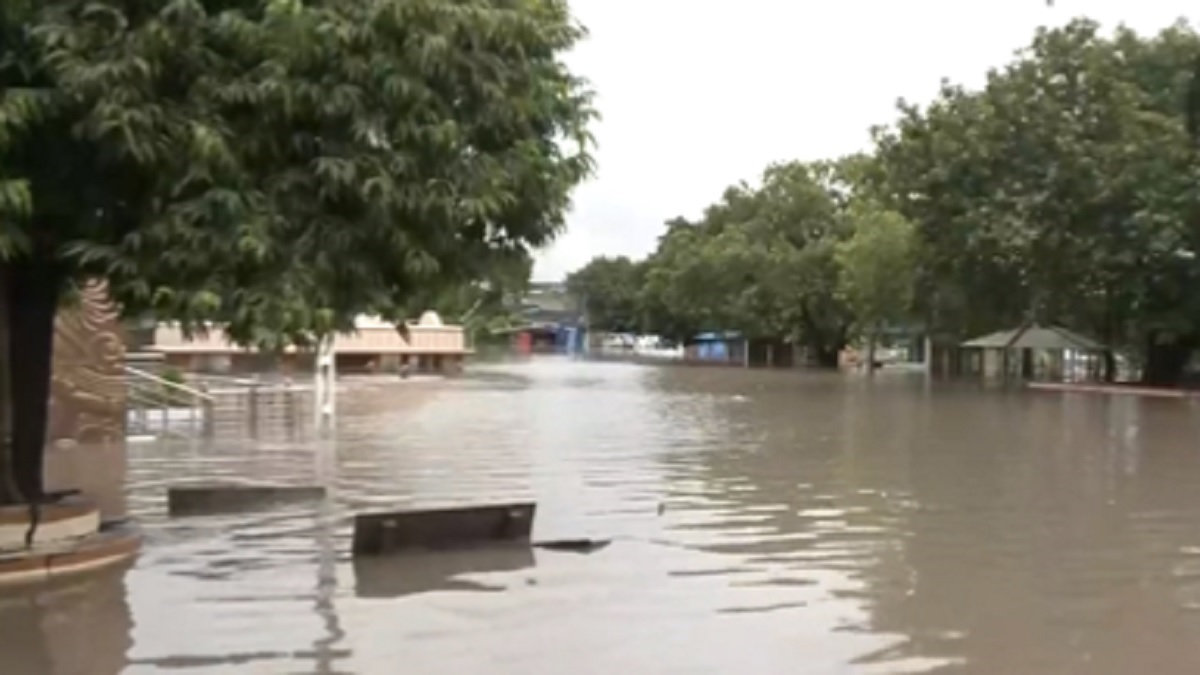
[961, 323, 1105, 351]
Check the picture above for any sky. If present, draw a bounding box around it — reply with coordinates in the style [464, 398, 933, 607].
[530, 0, 1199, 281]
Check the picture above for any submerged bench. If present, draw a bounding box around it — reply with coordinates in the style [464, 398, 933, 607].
[351, 502, 536, 556]
[167, 484, 326, 517]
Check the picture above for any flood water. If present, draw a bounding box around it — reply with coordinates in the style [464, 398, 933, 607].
[5, 357, 1200, 674]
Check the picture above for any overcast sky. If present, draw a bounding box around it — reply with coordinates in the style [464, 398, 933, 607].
[530, 0, 1197, 281]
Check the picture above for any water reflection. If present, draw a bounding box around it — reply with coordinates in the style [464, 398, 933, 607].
[5, 358, 1200, 673]
[352, 546, 536, 599]
[841, 383, 1200, 674]
[0, 562, 133, 675]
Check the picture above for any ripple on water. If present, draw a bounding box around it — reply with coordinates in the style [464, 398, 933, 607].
[6, 359, 1200, 673]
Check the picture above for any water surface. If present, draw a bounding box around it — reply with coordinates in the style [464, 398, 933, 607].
[5, 358, 1200, 674]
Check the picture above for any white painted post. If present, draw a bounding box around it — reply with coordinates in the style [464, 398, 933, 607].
[314, 335, 337, 433]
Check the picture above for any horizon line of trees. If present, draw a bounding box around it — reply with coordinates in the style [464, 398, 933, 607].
[566, 18, 1200, 384]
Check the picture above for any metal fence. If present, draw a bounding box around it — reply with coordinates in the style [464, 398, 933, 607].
[124, 367, 314, 441]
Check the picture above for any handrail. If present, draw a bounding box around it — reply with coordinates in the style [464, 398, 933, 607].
[205, 381, 313, 391]
[185, 373, 263, 385]
[122, 365, 215, 402]
[124, 366, 321, 440]
[125, 386, 192, 406]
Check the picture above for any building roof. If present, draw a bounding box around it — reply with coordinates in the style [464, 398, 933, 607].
[353, 315, 395, 330]
[961, 323, 1105, 351]
[693, 331, 742, 341]
[411, 310, 444, 327]
[354, 311, 451, 331]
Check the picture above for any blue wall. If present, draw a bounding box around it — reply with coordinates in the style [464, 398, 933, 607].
[554, 325, 586, 354]
[691, 332, 741, 362]
[696, 340, 728, 361]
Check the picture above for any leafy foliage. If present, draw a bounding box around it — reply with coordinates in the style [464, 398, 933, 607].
[1, 0, 595, 342]
[413, 248, 534, 336]
[835, 204, 916, 339]
[0, 0, 595, 504]
[873, 18, 1200, 382]
[569, 18, 1200, 383]
[564, 255, 644, 332]
[574, 161, 866, 365]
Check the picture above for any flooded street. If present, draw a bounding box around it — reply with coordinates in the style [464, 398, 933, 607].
[6, 357, 1200, 674]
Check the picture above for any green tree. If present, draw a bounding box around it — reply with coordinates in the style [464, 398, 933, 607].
[0, 0, 594, 507]
[637, 195, 772, 343]
[751, 161, 855, 365]
[410, 249, 534, 338]
[631, 162, 854, 365]
[873, 19, 1200, 384]
[565, 255, 644, 332]
[835, 205, 916, 371]
[638, 218, 709, 341]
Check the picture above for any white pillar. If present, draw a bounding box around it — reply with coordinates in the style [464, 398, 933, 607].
[314, 335, 336, 433]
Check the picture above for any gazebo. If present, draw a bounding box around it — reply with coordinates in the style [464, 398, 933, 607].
[960, 322, 1108, 381]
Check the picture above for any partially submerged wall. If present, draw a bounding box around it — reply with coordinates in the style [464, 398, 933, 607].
[44, 281, 126, 521]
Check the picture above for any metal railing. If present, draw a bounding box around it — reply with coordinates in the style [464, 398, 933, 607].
[124, 366, 315, 440]
[123, 365, 213, 438]
[204, 378, 314, 441]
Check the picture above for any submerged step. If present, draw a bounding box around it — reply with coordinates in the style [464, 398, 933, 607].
[352, 502, 536, 556]
[167, 484, 326, 517]
[0, 522, 141, 587]
[0, 497, 100, 551]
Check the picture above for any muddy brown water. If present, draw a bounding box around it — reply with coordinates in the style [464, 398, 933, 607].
[4, 357, 1200, 674]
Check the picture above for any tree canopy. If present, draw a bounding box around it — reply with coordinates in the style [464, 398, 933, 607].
[414, 247, 535, 337]
[595, 160, 871, 366]
[0, 0, 595, 506]
[4, 0, 594, 341]
[564, 255, 644, 333]
[835, 203, 917, 351]
[874, 18, 1200, 382]
[567, 18, 1200, 383]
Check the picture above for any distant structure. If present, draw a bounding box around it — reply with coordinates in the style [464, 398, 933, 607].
[146, 311, 470, 375]
[500, 282, 586, 354]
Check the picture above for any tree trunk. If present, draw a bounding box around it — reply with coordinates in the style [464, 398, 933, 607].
[865, 332, 877, 374]
[812, 344, 840, 368]
[3, 261, 63, 506]
[0, 266, 16, 504]
[800, 313, 848, 370]
[1102, 351, 1117, 383]
[1142, 334, 1194, 387]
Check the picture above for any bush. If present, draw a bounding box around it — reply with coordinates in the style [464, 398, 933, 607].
[158, 366, 188, 402]
[160, 367, 186, 386]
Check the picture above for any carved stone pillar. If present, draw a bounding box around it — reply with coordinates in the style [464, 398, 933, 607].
[43, 281, 127, 521]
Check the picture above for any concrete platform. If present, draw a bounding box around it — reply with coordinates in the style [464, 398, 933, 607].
[0, 500, 140, 588]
